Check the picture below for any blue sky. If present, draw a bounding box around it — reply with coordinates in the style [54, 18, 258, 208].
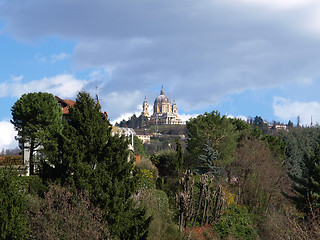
[2, 0, 320, 149]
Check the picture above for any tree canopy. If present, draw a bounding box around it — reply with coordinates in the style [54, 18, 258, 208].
[11, 92, 63, 175]
[186, 111, 239, 168]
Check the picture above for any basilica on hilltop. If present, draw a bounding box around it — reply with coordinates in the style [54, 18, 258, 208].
[141, 88, 182, 125]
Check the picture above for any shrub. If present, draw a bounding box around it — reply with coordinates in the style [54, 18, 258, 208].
[135, 189, 181, 240]
[213, 205, 256, 240]
[134, 158, 159, 190]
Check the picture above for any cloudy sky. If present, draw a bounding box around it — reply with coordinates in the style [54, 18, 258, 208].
[1, 0, 320, 149]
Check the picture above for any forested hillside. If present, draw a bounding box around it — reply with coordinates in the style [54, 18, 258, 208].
[2, 92, 320, 239]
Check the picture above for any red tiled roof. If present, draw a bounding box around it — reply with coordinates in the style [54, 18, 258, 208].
[55, 96, 76, 115]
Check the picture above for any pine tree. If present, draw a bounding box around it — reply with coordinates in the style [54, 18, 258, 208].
[40, 91, 150, 239]
[11, 92, 63, 175]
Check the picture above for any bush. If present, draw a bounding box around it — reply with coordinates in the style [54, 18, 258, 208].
[135, 189, 181, 240]
[213, 205, 256, 240]
[134, 158, 159, 189]
[135, 157, 159, 179]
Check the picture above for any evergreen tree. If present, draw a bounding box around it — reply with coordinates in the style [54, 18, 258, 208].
[0, 169, 28, 239]
[11, 92, 63, 175]
[197, 140, 220, 176]
[277, 127, 320, 179]
[288, 120, 294, 128]
[289, 145, 320, 214]
[40, 91, 150, 239]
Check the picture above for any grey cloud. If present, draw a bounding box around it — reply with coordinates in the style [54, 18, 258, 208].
[2, 0, 320, 119]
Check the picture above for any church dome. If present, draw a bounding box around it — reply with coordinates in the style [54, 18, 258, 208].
[154, 88, 171, 104]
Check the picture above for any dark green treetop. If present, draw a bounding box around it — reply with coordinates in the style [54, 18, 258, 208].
[11, 92, 63, 175]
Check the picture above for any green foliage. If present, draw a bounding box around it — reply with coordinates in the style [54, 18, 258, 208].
[261, 134, 286, 164]
[133, 168, 155, 190]
[277, 127, 320, 179]
[40, 91, 150, 240]
[0, 169, 28, 240]
[288, 144, 320, 214]
[187, 111, 239, 168]
[134, 136, 147, 157]
[197, 140, 220, 176]
[175, 138, 184, 174]
[151, 149, 179, 177]
[213, 205, 256, 240]
[11, 92, 63, 175]
[135, 158, 159, 179]
[137, 189, 181, 240]
[134, 158, 159, 190]
[229, 117, 250, 132]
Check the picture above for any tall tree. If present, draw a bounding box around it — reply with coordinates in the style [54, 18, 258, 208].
[186, 111, 239, 168]
[11, 92, 63, 175]
[40, 91, 150, 240]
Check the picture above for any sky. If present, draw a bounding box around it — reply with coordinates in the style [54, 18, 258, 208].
[1, 0, 320, 149]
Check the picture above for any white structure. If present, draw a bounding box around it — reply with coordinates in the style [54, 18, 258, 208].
[136, 134, 151, 144]
[111, 127, 136, 151]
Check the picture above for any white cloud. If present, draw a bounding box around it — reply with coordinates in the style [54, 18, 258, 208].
[51, 53, 70, 63]
[179, 113, 199, 123]
[296, 77, 314, 86]
[0, 74, 87, 98]
[235, 0, 313, 10]
[100, 91, 142, 122]
[273, 97, 320, 125]
[0, 121, 18, 149]
[227, 114, 248, 122]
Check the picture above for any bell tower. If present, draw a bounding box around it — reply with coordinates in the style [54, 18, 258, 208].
[142, 97, 150, 118]
[172, 100, 178, 115]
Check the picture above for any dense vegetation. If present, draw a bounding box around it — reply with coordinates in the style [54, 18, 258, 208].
[2, 93, 320, 239]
